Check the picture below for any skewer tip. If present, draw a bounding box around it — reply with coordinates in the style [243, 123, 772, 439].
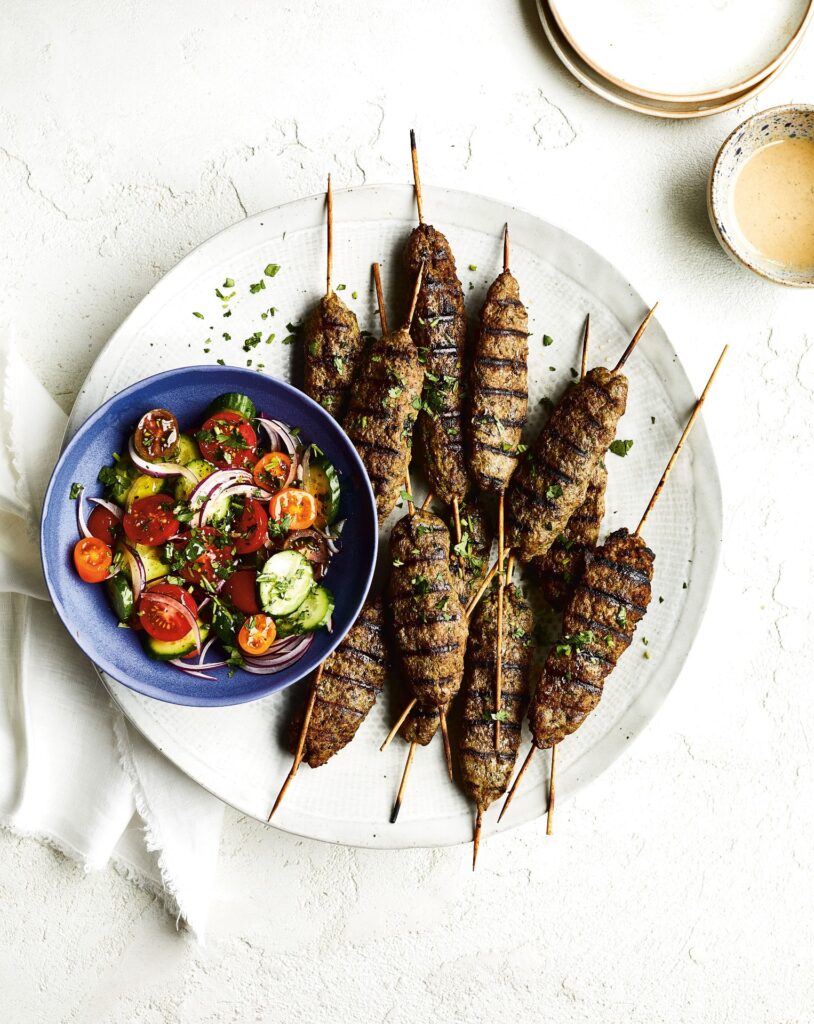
[410, 127, 417, 151]
[503, 223, 510, 273]
[472, 809, 484, 870]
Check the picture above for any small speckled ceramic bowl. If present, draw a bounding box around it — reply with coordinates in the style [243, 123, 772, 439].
[708, 104, 814, 287]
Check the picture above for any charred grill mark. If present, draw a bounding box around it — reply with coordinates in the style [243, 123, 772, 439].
[322, 670, 384, 694]
[460, 748, 516, 764]
[591, 555, 653, 585]
[351, 438, 403, 458]
[473, 414, 526, 429]
[548, 427, 590, 461]
[578, 583, 649, 616]
[471, 440, 519, 458]
[404, 641, 461, 657]
[478, 386, 528, 399]
[314, 696, 365, 718]
[462, 716, 521, 732]
[340, 644, 388, 667]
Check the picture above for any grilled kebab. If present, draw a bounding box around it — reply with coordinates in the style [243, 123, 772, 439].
[388, 508, 468, 709]
[303, 178, 364, 419]
[343, 287, 424, 524]
[290, 599, 388, 768]
[460, 579, 533, 826]
[467, 247, 529, 494]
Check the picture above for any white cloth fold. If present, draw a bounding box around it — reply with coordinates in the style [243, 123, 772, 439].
[0, 332, 224, 939]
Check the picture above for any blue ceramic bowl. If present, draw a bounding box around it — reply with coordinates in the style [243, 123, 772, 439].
[40, 365, 378, 707]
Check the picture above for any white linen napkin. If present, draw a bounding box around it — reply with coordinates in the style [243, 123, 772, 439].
[0, 332, 225, 940]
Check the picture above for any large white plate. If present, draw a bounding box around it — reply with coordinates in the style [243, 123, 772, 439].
[549, 0, 812, 100]
[66, 184, 722, 849]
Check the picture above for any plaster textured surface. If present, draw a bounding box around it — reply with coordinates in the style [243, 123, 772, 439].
[1, 1, 812, 1021]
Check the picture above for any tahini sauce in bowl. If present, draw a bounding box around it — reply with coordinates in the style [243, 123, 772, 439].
[733, 138, 814, 272]
[708, 105, 814, 287]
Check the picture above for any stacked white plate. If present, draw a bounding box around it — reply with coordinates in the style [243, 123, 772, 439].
[537, 0, 813, 118]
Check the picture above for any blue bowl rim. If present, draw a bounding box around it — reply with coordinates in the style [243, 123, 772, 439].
[39, 364, 378, 707]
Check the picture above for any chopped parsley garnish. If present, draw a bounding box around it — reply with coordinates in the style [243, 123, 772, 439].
[483, 708, 508, 722]
[468, 264, 477, 272]
[609, 439, 634, 457]
[69, 482, 84, 500]
[543, 334, 554, 347]
[545, 483, 563, 501]
[223, 278, 235, 288]
[264, 263, 280, 278]
[249, 280, 266, 294]
[336, 283, 346, 291]
[616, 606, 627, 627]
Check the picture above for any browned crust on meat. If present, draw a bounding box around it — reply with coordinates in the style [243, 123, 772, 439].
[405, 224, 469, 503]
[506, 367, 627, 561]
[343, 327, 424, 523]
[292, 599, 388, 768]
[533, 461, 607, 610]
[467, 270, 529, 493]
[399, 701, 442, 746]
[459, 584, 533, 812]
[303, 292, 363, 419]
[388, 509, 469, 707]
[530, 529, 654, 748]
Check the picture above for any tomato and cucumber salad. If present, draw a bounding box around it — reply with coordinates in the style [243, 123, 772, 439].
[70, 392, 343, 679]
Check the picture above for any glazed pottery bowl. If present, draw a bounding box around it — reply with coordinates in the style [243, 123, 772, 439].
[40, 365, 378, 707]
[708, 104, 814, 287]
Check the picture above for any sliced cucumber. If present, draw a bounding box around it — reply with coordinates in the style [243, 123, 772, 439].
[175, 433, 200, 466]
[174, 458, 216, 501]
[303, 455, 341, 526]
[126, 473, 167, 509]
[145, 621, 209, 661]
[133, 543, 169, 582]
[205, 392, 256, 421]
[106, 573, 134, 623]
[257, 550, 314, 616]
[275, 585, 334, 637]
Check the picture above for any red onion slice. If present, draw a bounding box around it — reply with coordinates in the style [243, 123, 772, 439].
[242, 633, 314, 669]
[168, 663, 219, 681]
[128, 437, 198, 484]
[87, 496, 123, 520]
[75, 488, 92, 540]
[121, 545, 146, 602]
[138, 592, 201, 652]
[256, 418, 297, 455]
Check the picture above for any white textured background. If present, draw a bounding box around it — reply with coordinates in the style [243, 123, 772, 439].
[1, 1, 812, 1021]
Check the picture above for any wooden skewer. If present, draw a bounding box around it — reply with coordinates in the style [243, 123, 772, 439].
[580, 314, 590, 379]
[636, 344, 728, 537]
[612, 303, 658, 375]
[390, 741, 417, 823]
[465, 555, 501, 618]
[472, 808, 484, 870]
[372, 261, 389, 334]
[546, 314, 591, 831]
[406, 259, 425, 329]
[410, 128, 425, 225]
[268, 664, 324, 819]
[421, 491, 434, 511]
[439, 709, 453, 781]
[451, 496, 463, 550]
[545, 743, 557, 835]
[503, 222, 510, 273]
[326, 174, 333, 296]
[380, 697, 417, 752]
[497, 744, 536, 823]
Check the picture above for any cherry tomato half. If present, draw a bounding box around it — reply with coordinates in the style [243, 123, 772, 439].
[253, 451, 292, 492]
[232, 499, 268, 554]
[123, 494, 180, 546]
[175, 527, 236, 587]
[196, 411, 257, 470]
[138, 583, 198, 642]
[221, 568, 261, 615]
[238, 613, 277, 656]
[134, 408, 180, 462]
[269, 488, 317, 531]
[88, 506, 121, 544]
[74, 537, 113, 583]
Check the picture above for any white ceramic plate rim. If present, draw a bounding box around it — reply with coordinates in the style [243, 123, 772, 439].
[537, 0, 800, 121]
[66, 183, 723, 849]
[548, 0, 813, 102]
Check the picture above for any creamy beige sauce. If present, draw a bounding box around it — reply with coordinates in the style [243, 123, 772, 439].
[733, 138, 814, 270]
